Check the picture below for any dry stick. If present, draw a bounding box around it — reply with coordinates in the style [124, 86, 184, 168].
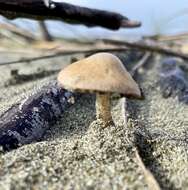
[102, 39, 188, 60]
[0, 29, 28, 45]
[0, 23, 37, 42]
[38, 21, 53, 41]
[135, 149, 161, 190]
[146, 32, 188, 42]
[0, 0, 141, 30]
[130, 52, 152, 76]
[0, 48, 128, 66]
[157, 33, 188, 42]
[0, 50, 40, 54]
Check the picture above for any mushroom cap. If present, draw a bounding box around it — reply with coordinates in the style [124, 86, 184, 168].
[58, 53, 142, 99]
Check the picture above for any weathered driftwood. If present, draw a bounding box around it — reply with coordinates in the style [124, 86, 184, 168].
[0, 0, 140, 30]
[159, 57, 188, 104]
[0, 81, 78, 151]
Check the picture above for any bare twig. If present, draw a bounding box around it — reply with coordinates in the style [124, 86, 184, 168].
[38, 21, 53, 41]
[135, 149, 161, 190]
[145, 32, 188, 42]
[0, 47, 128, 66]
[0, 23, 37, 41]
[131, 52, 151, 76]
[0, 30, 27, 45]
[0, 49, 41, 54]
[0, 0, 141, 30]
[102, 39, 188, 60]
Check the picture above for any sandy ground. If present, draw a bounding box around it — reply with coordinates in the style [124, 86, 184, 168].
[0, 48, 187, 190]
[128, 55, 188, 190]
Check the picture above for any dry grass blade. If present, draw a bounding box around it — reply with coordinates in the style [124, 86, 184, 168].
[135, 149, 161, 190]
[121, 97, 127, 126]
[131, 52, 151, 76]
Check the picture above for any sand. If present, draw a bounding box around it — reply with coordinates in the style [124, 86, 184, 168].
[128, 55, 188, 190]
[0, 50, 187, 190]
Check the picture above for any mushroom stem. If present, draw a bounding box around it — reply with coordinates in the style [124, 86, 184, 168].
[96, 93, 113, 126]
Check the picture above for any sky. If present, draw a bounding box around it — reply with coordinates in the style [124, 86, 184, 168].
[7, 0, 188, 39]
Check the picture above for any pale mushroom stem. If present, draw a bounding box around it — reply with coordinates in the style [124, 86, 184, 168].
[96, 93, 113, 126]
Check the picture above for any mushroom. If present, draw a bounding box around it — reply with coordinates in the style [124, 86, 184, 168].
[58, 53, 143, 126]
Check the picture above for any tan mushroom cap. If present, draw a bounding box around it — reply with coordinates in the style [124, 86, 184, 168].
[58, 53, 142, 99]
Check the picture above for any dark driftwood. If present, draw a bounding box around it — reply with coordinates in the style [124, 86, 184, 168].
[0, 82, 78, 151]
[159, 57, 188, 104]
[103, 39, 188, 60]
[0, 0, 140, 30]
